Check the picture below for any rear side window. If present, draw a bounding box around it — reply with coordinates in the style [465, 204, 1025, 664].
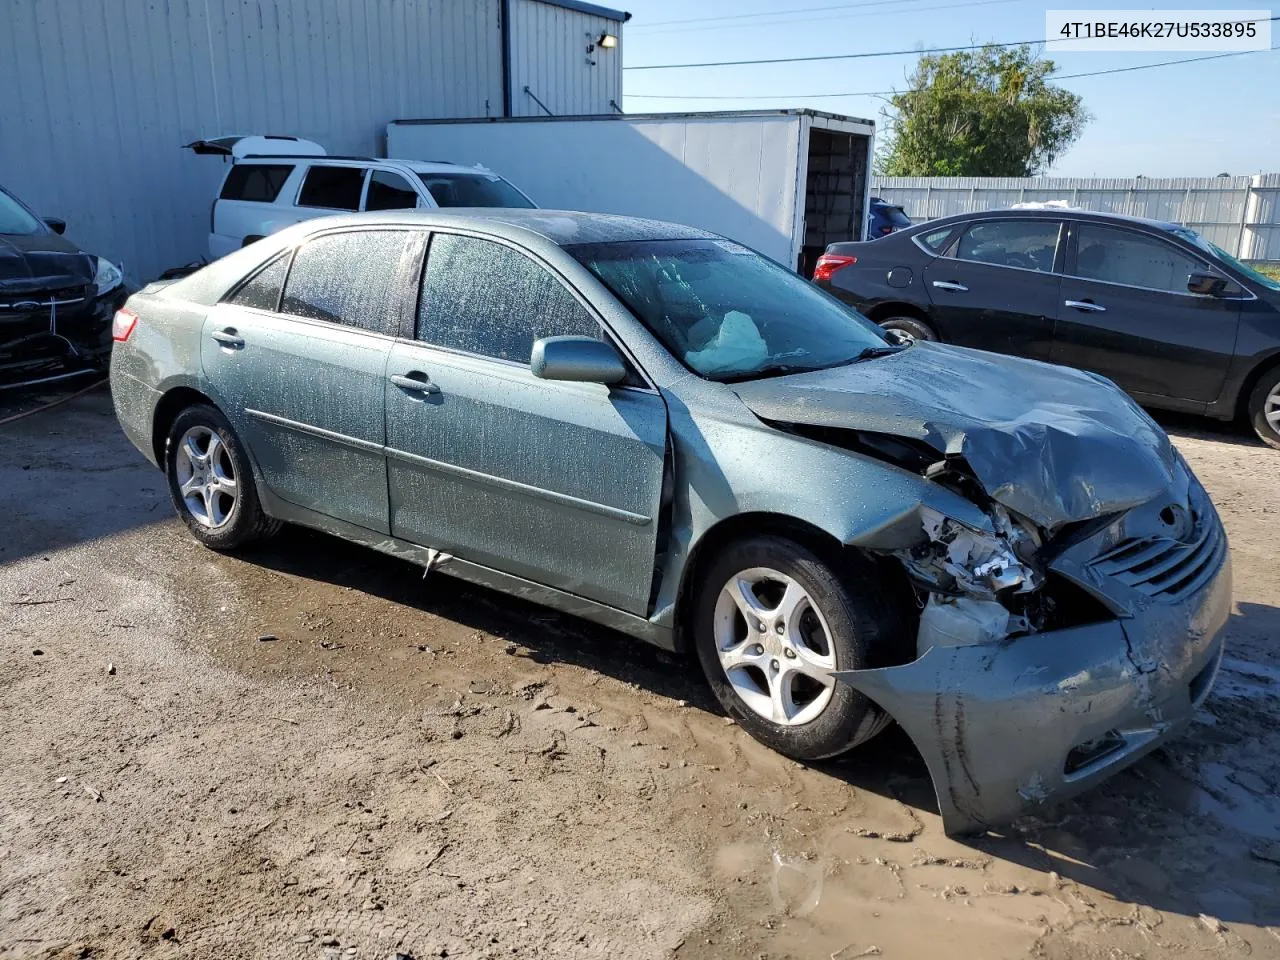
[955, 220, 1061, 272]
[281, 230, 417, 334]
[916, 226, 956, 253]
[1074, 224, 1208, 293]
[227, 253, 290, 311]
[219, 164, 294, 202]
[297, 166, 366, 211]
[417, 233, 600, 361]
[365, 171, 419, 211]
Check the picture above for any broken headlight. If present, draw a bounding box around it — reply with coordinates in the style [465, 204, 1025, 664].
[902, 506, 1043, 600]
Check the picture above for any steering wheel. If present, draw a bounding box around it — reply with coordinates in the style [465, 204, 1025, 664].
[1004, 251, 1035, 269]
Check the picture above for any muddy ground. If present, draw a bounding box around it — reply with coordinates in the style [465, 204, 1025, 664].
[2, 387, 1279, 960]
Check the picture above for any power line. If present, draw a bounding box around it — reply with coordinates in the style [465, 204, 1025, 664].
[623, 15, 1280, 71]
[623, 46, 1278, 99]
[631, 0, 1027, 37]
[629, 0, 990, 30]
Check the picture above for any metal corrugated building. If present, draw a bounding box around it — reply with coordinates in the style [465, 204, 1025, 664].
[0, 0, 628, 284]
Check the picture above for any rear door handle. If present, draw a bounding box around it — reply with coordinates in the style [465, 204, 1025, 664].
[1064, 299, 1107, 313]
[211, 328, 245, 349]
[931, 280, 969, 292]
[389, 372, 441, 395]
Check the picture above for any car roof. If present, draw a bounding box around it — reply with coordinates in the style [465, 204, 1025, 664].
[286, 208, 720, 246]
[910, 207, 1183, 233]
[236, 155, 498, 176]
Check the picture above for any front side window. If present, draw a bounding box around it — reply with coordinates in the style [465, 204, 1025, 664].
[569, 238, 893, 381]
[419, 173, 534, 209]
[220, 164, 294, 203]
[954, 220, 1061, 272]
[1170, 226, 1279, 293]
[417, 233, 600, 362]
[365, 170, 419, 211]
[0, 187, 44, 235]
[297, 166, 366, 210]
[1075, 224, 1208, 293]
[281, 230, 417, 334]
[227, 253, 290, 311]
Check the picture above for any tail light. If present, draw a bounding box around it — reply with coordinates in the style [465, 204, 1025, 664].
[813, 253, 857, 282]
[112, 308, 138, 342]
[880, 225, 893, 235]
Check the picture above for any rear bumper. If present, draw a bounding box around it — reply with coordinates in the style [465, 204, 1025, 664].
[109, 363, 164, 467]
[836, 550, 1231, 834]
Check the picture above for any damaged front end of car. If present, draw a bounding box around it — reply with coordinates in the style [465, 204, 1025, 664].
[731, 342, 1233, 835]
[834, 445, 1231, 835]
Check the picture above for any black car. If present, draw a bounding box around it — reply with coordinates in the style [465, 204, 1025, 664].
[1, 183, 128, 388]
[814, 208, 1280, 449]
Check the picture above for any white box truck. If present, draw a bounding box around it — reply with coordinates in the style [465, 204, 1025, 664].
[385, 109, 875, 274]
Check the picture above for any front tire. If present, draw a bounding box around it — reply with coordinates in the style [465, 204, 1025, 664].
[1247, 367, 1280, 450]
[164, 404, 280, 550]
[692, 535, 911, 762]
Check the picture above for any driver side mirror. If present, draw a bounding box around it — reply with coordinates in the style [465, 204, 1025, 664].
[530, 335, 627, 385]
[43, 217, 66, 235]
[1187, 272, 1227, 297]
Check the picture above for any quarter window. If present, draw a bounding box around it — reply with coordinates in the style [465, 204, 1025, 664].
[917, 226, 956, 253]
[227, 253, 290, 311]
[954, 220, 1061, 272]
[417, 234, 601, 362]
[365, 170, 419, 211]
[219, 164, 294, 203]
[1074, 224, 1208, 293]
[281, 230, 416, 334]
[297, 166, 366, 210]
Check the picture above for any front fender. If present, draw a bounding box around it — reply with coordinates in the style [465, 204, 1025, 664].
[650, 396, 989, 628]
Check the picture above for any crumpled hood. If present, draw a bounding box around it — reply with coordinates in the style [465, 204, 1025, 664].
[0, 233, 93, 294]
[732, 342, 1178, 530]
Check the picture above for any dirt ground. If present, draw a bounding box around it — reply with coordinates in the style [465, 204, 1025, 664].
[3, 387, 1279, 960]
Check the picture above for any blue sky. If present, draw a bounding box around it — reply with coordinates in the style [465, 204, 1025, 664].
[619, 0, 1280, 176]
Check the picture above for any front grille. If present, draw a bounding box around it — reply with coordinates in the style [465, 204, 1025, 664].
[1089, 492, 1226, 602]
[0, 284, 90, 312]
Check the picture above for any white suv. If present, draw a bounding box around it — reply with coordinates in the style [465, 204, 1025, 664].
[189, 136, 537, 260]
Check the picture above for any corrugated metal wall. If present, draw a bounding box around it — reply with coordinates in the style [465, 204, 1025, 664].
[0, 0, 504, 283]
[871, 174, 1280, 260]
[509, 0, 623, 117]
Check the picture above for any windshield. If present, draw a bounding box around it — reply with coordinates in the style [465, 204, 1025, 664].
[568, 238, 895, 381]
[1169, 225, 1280, 292]
[419, 172, 535, 209]
[0, 187, 44, 235]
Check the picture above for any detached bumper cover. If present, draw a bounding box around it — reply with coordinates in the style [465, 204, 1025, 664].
[835, 548, 1231, 835]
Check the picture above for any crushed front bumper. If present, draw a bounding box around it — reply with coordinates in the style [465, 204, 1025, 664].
[836, 547, 1231, 835]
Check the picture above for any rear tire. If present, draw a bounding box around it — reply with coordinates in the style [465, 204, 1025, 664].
[164, 404, 281, 550]
[878, 316, 937, 343]
[1247, 366, 1280, 450]
[241, 235, 264, 247]
[692, 535, 911, 762]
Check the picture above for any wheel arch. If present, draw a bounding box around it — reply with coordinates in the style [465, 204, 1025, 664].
[671, 511, 913, 654]
[1234, 350, 1280, 419]
[151, 386, 218, 465]
[863, 300, 933, 326]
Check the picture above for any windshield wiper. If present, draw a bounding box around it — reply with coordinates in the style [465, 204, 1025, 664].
[720, 363, 811, 383]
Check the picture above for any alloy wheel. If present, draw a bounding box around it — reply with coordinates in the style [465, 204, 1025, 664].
[713, 567, 837, 726]
[1266, 381, 1280, 432]
[174, 426, 238, 528]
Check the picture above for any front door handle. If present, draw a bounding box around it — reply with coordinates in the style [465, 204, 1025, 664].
[211, 328, 245, 349]
[1064, 299, 1107, 313]
[389, 372, 441, 395]
[931, 280, 969, 292]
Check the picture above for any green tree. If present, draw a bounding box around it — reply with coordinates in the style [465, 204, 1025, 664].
[876, 44, 1089, 177]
